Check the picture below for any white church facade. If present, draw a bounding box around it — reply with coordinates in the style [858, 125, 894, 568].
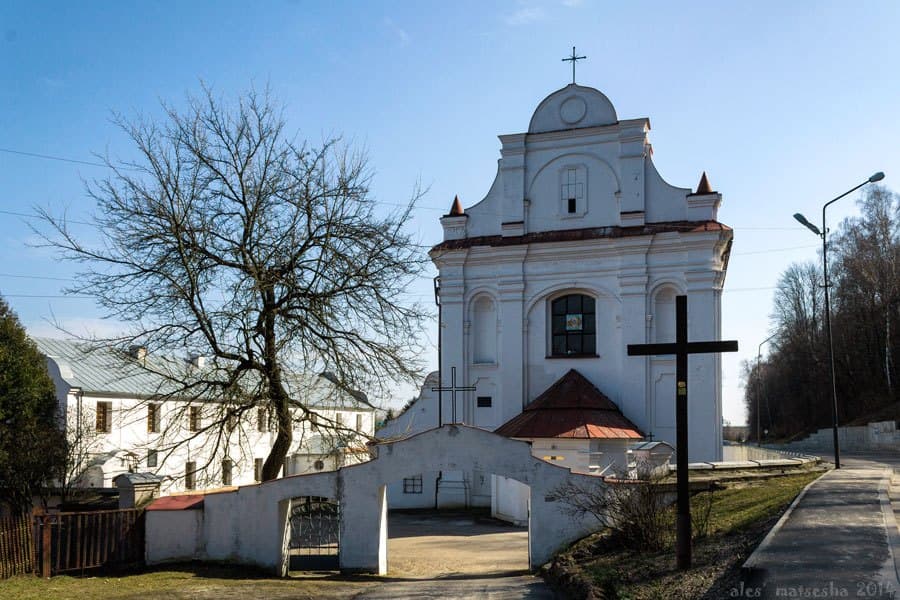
[378, 82, 732, 518]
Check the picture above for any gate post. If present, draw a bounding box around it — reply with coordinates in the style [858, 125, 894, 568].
[39, 511, 52, 578]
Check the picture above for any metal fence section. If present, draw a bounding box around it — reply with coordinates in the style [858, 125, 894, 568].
[288, 496, 340, 570]
[33, 508, 145, 577]
[0, 514, 35, 578]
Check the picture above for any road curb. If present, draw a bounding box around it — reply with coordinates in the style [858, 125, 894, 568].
[877, 468, 900, 589]
[742, 470, 825, 571]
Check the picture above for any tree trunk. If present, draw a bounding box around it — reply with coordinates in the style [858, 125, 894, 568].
[260, 284, 292, 481]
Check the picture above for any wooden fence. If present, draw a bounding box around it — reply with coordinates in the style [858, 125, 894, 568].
[33, 508, 145, 577]
[0, 514, 35, 578]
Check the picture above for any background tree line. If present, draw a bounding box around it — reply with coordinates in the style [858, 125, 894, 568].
[745, 185, 899, 441]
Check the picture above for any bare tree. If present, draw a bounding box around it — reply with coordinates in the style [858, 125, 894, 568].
[37, 86, 428, 481]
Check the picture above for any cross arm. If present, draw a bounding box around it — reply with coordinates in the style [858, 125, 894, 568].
[627, 340, 739, 357]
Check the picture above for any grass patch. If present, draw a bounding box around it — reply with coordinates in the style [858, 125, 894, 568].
[0, 563, 379, 600]
[544, 469, 824, 600]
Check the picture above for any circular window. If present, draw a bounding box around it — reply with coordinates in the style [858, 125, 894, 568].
[314, 459, 325, 471]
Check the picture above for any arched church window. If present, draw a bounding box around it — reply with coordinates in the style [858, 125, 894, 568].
[550, 294, 596, 356]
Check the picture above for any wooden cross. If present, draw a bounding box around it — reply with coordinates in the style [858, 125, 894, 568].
[627, 295, 738, 570]
[431, 366, 476, 425]
[561, 46, 586, 84]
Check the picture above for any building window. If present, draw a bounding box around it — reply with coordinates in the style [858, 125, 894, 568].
[314, 459, 325, 471]
[336, 412, 344, 426]
[95, 401, 112, 433]
[147, 403, 160, 433]
[188, 406, 201, 432]
[551, 294, 596, 356]
[257, 408, 268, 432]
[355, 413, 363, 431]
[222, 459, 233, 486]
[403, 475, 423, 494]
[477, 396, 492, 408]
[309, 412, 318, 431]
[185, 461, 196, 490]
[147, 449, 158, 468]
[562, 167, 583, 214]
[254, 458, 264, 482]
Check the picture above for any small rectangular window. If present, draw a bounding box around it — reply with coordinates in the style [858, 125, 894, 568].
[147, 449, 158, 468]
[147, 403, 160, 433]
[96, 401, 112, 433]
[222, 459, 233, 486]
[356, 413, 363, 431]
[477, 396, 492, 408]
[185, 461, 196, 490]
[568, 197, 576, 213]
[336, 412, 344, 426]
[403, 475, 423, 494]
[257, 408, 268, 432]
[254, 458, 264, 482]
[309, 412, 318, 431]
[188, 406, 201, 432]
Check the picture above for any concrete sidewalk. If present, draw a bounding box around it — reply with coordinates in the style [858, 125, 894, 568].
[742, 465, 900, 599]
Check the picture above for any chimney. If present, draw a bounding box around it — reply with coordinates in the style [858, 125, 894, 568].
[129, 345, 147, 362]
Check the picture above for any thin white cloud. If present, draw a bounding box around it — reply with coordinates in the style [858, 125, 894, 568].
[561, 0, 584, 7]
[504, 6, 546, 26]
[382, 17, 410, 46]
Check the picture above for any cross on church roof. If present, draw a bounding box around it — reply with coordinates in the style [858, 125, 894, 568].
[562, 46, 586, 84]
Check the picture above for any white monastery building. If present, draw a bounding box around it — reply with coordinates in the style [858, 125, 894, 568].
[379, 81, 732, 520]
[35, 338, 375, 496]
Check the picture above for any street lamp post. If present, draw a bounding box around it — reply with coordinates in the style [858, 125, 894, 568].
[793, 171, 885, 469]
[757, 332, 778, 446]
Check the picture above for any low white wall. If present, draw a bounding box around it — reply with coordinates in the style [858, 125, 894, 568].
[770, 421, 900, 453]
[146, 510, 203, 564]
[492, 474, 529, 525]
[145, 425, 603, 576]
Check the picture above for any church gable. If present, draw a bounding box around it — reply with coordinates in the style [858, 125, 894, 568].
[437, 83, 723, 244]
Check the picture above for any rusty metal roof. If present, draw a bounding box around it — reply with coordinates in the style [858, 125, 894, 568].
[494, 369, 643, 440]
[146, 494, 205, 511]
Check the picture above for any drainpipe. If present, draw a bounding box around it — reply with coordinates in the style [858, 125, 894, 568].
[434, 276, 442, 509]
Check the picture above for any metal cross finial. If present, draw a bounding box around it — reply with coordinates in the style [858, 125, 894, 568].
[562, 46, 586, 84]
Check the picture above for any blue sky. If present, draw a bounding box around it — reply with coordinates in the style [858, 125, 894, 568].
[2, 1, 899, 423]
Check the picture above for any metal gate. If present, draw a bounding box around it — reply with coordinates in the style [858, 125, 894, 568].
[288, 496, 340, 570]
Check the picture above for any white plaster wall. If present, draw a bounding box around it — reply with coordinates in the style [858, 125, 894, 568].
[492, 475, 529, 525]
[150, 426, 602, 575]
[146, 510, 203, 564]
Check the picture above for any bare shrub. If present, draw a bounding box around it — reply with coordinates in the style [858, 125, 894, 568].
[554, 464, 672, 551]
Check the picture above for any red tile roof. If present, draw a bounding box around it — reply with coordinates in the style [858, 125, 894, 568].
[430, 220, 731, 253]
[146, 494, 205, 511]
[494, 369, 643, 440]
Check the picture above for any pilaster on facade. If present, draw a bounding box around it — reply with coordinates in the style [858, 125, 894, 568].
[440, 215, 468, 241]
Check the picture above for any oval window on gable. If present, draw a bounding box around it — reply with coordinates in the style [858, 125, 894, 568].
[550, 294, 596, 356]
